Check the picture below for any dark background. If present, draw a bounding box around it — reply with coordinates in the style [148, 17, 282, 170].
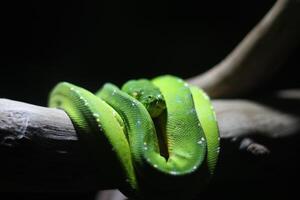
[0, 0, 299, 199]
[1, 0, 299, 106]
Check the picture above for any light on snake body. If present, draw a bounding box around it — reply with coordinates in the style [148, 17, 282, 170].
[51, 76, 220, 192]
[170, 171, 178, 175]
[203, 93, 209, 100]
[212, 110, 217, 121]
[209, 115, 215, 121]
[93, 113, 99, 117]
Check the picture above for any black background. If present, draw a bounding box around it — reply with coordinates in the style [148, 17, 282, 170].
[1, 0, 299, 200]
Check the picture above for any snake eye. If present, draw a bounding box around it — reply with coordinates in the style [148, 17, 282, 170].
[148, 95, 154, 100]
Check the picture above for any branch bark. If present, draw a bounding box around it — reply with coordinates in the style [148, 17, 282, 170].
[1, 89, 299, 192]
[187, 0, 300, 98]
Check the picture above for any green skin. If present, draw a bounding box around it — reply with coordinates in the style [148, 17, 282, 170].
[48, 75, 219, 199]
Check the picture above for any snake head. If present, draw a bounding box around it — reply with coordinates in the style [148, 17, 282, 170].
[122, 79, 166, 118]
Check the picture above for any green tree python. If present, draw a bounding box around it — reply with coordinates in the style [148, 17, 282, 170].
[48, 75, 220, 199]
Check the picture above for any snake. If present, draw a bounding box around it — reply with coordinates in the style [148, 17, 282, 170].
[48, 75, 219, 199]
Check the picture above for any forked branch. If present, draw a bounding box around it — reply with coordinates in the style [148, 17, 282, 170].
[188, 0, 300, 97]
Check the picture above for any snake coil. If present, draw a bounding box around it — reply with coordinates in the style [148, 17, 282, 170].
[49, 75, 220, 199]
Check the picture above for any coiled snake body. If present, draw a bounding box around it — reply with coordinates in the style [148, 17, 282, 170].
[49, 75, 219, 199]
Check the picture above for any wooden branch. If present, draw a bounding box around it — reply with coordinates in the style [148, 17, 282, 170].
[1, 89, 299, 192]
[187, 0, 300, 98]
[0, 99, 120, 192]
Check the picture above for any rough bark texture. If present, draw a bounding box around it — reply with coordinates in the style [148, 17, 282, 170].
[0, 99, 118, 192]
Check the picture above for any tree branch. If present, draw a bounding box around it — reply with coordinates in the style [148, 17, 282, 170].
[187, 0, 300, 97]
[1, 89, 299, 192]
[0, 99, 118, 192]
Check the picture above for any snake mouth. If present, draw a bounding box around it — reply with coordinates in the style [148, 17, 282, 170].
[153, 112, 169, 161]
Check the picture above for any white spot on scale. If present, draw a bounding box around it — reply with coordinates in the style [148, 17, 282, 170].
[93, 113, 99, 117]
[154, 164, 158, 168]
[143, 142, 147, 146]
[213, 112, 217, 120]
[197, 140, 203, 145]
[216, 147, 220, 153]
[193, 166, 197, 170]
[203, 93, 209, 100]
[70, 87, 75, 91]
[131, 102, 136, 107]
[201, 137, 205, 141]
[144, 146, 148, 150]
[170, 171, 178, 175]
[184, 83, 189, 87]
[96, 118, 100, 122]
[218, 137, 220, 141]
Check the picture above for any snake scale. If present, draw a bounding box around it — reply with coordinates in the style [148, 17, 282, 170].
[48, 75, 220, 199]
